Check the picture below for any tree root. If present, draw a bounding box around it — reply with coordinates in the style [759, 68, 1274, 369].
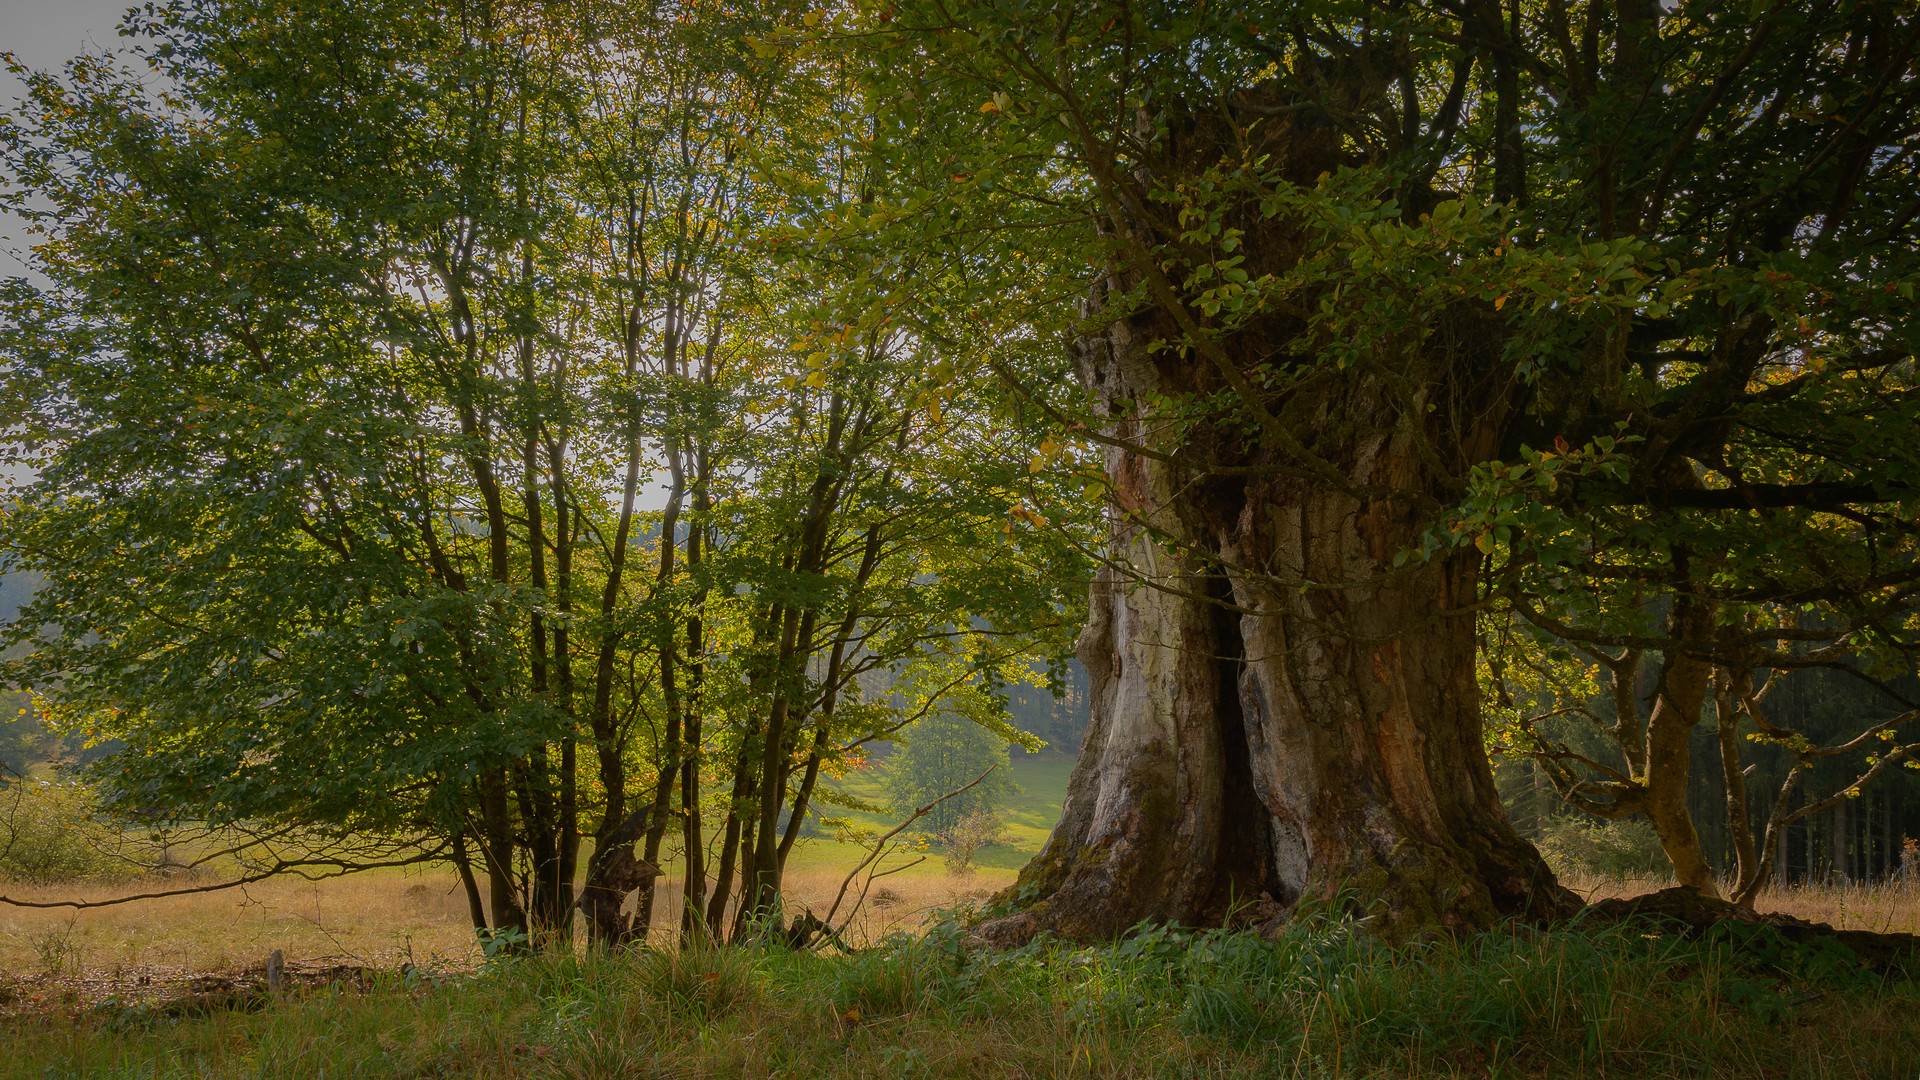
[1583, 887, 1920, 975]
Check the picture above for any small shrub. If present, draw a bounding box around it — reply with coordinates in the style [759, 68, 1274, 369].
[0, 778, 136, 884]
[29, 919, 80, 977]
[937, 809, 1006, 876]
[1538, 813, 1667, 879]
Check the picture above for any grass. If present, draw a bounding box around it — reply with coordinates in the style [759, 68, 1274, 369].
[6, 753, 1920, 1076]
[0, 868, 481, 983]
[1561, 871, 1920, 936]
[0, 755, 1077, 983]
[6, 750, 1917, 984]
[2, 908, 1915, 1079]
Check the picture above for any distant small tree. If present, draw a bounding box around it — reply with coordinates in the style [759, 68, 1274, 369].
[885, 711, 1020, 836]
[939, 808, 1007, 877]
[0, 779, 137, 884]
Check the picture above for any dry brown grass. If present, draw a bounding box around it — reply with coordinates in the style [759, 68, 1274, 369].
[654, 863, 1015, 947]
[5, 857, 1914, 998]
[0, 869, 479, 984]
[0, 857, 1019, 992]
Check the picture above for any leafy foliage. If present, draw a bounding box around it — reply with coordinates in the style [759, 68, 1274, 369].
[0, 779, 139, 885]
[0, 0, 1090, 938]
[885, 711, 1020, 835]
[1537, 815, 1667, 881]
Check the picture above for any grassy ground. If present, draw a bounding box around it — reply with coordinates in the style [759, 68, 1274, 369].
[5, 750, 1919, 983]
[6, 752, 1920, 1077]
[2, 910, 1916, 1079]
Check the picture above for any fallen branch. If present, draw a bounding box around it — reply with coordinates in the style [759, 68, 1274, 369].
[0, 843, 451, 910]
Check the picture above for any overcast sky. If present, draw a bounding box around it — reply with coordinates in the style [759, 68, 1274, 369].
[1, 0, 136, 71]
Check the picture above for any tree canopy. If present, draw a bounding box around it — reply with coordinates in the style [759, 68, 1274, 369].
[2, 0, 1916, 940]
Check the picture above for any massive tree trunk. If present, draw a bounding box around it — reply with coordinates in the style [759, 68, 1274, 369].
[980, 339, 1569, 943]
[978, 95, 1571, 945]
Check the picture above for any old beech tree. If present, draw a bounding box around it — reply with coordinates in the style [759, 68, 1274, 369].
[839, 0, 1920, 939]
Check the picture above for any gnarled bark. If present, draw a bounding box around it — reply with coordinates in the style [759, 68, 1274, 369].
[978, 94, 1571, 946]
[577, 804, 663, 946]
[980, 337, 1570, 944]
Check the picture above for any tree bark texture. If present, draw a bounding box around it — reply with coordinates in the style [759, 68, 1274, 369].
[979, 100, 1570, 945]
[577, 803, 662, 946]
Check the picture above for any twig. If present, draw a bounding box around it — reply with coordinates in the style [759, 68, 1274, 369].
[0, 845, 451, 909]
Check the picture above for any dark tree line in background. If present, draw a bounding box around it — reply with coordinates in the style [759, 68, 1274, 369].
[1498, 664, 1920, 887]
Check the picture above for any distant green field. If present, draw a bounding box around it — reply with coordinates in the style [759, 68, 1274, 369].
[789, 752, 1074, 873]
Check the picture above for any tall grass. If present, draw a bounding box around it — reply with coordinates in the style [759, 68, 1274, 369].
[5, 907, 1914, 1079]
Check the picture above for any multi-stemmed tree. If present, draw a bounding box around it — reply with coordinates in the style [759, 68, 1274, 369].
[0, 0, 1084, 944]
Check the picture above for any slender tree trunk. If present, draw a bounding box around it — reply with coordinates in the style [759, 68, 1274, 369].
[745, 394, 862, 923]
[732, 801, 759, 941]
[749, 608, 816, 918]
[1643, 667, 1717, 895]
[1833, 800, 1849, 886]
[779, 519, 887, 869]
[479, 770, 527, 935]
[706, 743, 755, 936]
[1715, 666, 1760, 903]
[516, 757, 568, 941]
[548, 432, 582, 935]
[452, 833, 489, 933]
[680, 507, 710, 939]
[1885, 785, 1895, 884]
[1777, 815, 1789, 888]
[1805, 798, 1816, 885]
[633, 431, 689, 944]
[1490, 0, 1526, 208]
[579, 354, 648, 944]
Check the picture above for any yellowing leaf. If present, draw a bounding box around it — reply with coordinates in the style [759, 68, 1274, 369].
[1474, 532, 1495, 555]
